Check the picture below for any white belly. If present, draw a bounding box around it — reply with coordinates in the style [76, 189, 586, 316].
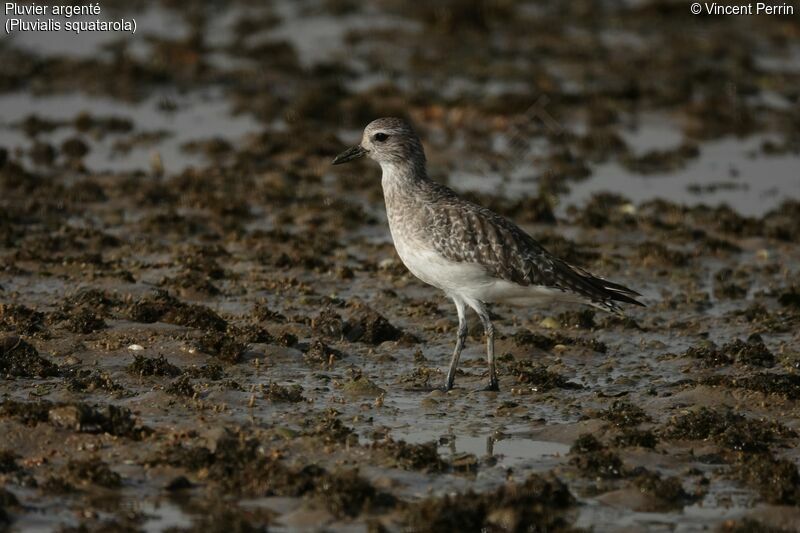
[393, 236, 486, 293]
[391, 233, 579, 306]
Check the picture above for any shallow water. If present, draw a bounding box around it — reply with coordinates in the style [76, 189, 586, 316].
[449, 119, 800, 217]
[2, 1, 800, 531]
[0, 90, 261, 175]
[393, 426, 571, 469]
[569, 134, 800, 217]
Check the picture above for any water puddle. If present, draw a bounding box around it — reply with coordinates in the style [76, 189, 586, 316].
[2, 2, 798, 531]
[0, 89, 261, 175]
[268, 1, 418, 68]
[446, 115, 799, 217]
[576, 501, 750, 532]
[566, 134, 800, 217]
[139, 500, 194, 532]
[391, 427, 570, 470]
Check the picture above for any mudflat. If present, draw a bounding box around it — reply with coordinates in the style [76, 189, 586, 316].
[1, 1, 800, 531]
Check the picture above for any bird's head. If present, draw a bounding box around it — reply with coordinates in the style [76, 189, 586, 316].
[332, 117, 426, 169]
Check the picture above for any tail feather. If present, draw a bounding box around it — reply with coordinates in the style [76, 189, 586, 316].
[585, 275, 645, 308]
[598, 278, 643, 299]
[557, 261, 645, 313]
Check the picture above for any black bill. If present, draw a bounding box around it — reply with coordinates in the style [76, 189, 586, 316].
[332, 145, 367, 165]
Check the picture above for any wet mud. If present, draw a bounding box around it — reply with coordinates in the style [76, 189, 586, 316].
[1, 0, 800, 531]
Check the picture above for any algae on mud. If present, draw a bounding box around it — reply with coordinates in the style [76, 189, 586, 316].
[1, 0, 800, 530]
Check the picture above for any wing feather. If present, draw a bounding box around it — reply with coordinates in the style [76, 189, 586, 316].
[423, 185, 644, 311]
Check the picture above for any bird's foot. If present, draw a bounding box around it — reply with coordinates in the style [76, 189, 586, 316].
[480, 380, 500, 392]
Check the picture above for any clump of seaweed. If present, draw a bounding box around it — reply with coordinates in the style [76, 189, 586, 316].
[63, 308, 106, 334]
[304, 409, 356, 445]
[725, 336, 774, 367]
[0, 304, 46, 335]
[568, 434, 625, 479]
[662, 408, 792, 452]
[614, 429, 658, 449]
[631, 468, 698, 511]
[65, 458, 121, 489]
[265, 382, 305, 403]
[194, 331, 248, 363]
[66, 370, 124, 393]
[702, 372, 800, 400]
[635, 241, 689, 268]
[600, 400, 651, 428]
[341, 367, 385, 398]
[0, 450, 19, 474]
[570, 434, 604, 454]
[574, 192, 637, 229]
[0, 336, 59, 378]
[126, 290, 227, 331]
[183, 362, 225, 380]
[557, 309, 596, 329]
[151, 429, 391, 518]
[778, 285, 800, 309]
[344, 307, 407, 345]
[127, 354, 181, 377]
[508, 360, 582, 391]
[732, 453, 800, 505]
[683, 336, 774, 367]
[713, 268, 749, 300]
[303, 339, 344, 366]
[372, 438, 445, 472]
[315, 468, 395, 518]
[403, 473, 575, 532]
[1, 400, 148, 439]
[313, 304, 411, 345]
[166, 375, 196, 397]
[512, 329, 607, 353]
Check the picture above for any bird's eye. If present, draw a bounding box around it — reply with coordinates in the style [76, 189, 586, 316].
[373, 133, 389, 142]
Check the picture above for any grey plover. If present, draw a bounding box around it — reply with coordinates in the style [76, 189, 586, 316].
[333, 117, 643, 391]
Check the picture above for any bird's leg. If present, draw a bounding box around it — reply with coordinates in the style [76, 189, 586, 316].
[444, 297, 467, 391]
[473, 302, 498, 391]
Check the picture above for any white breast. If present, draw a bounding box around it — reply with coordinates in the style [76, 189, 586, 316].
[390, 229, 586, 306]
[392, 234, 488, 293]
